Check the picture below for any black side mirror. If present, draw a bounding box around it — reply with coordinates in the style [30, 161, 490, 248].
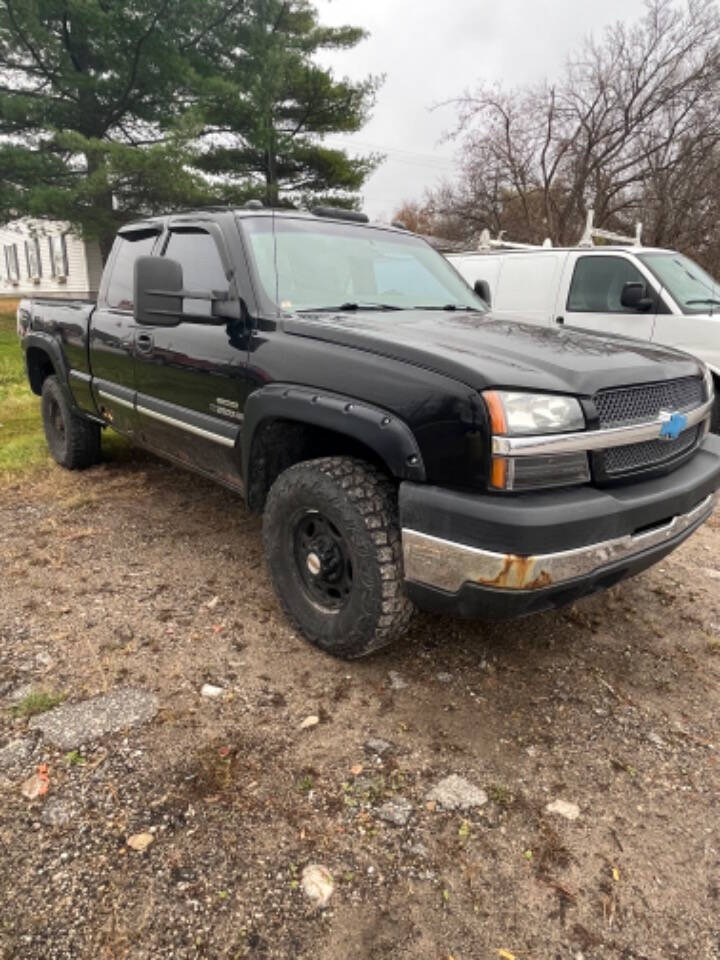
[134, 256, 183, 326]
[474, 278, 491, 306]
[134, 255, 233, 325]
[620, 281, 654, 312]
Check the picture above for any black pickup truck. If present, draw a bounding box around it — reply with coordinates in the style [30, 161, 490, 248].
[17, 206, 720, 657]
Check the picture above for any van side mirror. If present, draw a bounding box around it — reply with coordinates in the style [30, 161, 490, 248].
[474, 278, 491, 306]
[134, 256, 183, 326]
[621, 281, 654, 312]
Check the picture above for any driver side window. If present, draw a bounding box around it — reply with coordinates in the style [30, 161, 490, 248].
[163, 229, 228, 316]
[568, 256, 649, 314]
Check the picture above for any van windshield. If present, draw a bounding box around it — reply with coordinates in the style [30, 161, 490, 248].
[638, 252, 720, 315]
[241, 216, 486, 314]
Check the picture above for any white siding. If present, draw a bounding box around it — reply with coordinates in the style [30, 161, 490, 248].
[0, 218, 102, 298]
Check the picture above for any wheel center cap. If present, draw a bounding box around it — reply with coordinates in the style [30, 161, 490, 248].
[306, 552, 322, 576]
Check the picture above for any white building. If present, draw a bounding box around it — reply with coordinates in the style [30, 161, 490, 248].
[0, 218, 103, 299]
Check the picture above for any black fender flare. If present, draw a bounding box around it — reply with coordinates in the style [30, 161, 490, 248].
[23, 332, 72, 399]
[241, 383, 426, 489]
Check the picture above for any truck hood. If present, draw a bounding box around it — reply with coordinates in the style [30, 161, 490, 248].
[284, 311, 701, 395]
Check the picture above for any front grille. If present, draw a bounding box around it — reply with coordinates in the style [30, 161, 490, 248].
[602, 426, 700, 474]
[595, 377, 704, 428]
[594, 377, 705, 478]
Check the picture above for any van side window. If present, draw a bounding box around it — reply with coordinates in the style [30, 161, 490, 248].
[105, 230, 159, 310]
[567, 256, 648, 313]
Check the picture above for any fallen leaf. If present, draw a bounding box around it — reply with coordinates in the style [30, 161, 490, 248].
[21, 764, 50, 800]
[612, 866, 620, 882]
[350, 763, 364, 776]
[127, 832, 155, 852]
[498, 951, 517, 960]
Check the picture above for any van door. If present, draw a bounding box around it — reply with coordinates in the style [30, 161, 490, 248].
[491, 252, 566, 326]
[558, 252, 658, 341]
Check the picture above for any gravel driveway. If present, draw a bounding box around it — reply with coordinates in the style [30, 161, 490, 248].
[2, 450, 719, 960]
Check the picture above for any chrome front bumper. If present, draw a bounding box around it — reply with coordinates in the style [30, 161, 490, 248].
[402, 493, 716, 593]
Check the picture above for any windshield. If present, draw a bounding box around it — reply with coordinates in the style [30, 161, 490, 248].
[241, 216, 487, 314]
[638, 252, 720, 315]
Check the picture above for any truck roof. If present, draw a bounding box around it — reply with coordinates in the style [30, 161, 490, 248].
[119, 207, 411, 237]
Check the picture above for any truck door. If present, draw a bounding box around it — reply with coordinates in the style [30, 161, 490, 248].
[557, 252, 658, 341]
[89, 225, 161, 434]
[132, 222, 250, 489]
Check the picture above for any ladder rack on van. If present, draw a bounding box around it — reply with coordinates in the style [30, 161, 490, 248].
[474, 210, 642, 252]
[578, 210, 642, 248]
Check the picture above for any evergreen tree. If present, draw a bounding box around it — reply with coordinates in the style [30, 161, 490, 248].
[197, 0, 382, 208]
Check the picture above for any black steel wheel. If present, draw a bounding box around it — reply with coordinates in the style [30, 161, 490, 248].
[263, 456, 414, 658]
[41, 375, 101, 469]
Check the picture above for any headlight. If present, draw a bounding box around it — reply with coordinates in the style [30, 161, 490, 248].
[484, 390, 585, 435]
[703, 365, 715, 403]
[483, 390, 589, 491]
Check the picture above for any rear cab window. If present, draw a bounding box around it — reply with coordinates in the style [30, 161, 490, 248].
[103, 229, 160, 311]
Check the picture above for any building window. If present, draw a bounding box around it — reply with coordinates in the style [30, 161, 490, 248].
[25, 237, 42, 279]
[4, 244, 19, 283]
[48, 234, 68, 278]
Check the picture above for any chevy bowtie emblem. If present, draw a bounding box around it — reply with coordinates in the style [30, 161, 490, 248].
[658, 410, 688, 440]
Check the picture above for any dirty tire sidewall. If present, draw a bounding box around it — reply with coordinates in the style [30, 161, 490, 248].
[263, 457, 412, 659]
[41, 375, 71, 466]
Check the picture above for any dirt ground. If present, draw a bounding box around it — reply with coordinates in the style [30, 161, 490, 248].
[1, 448, 719, 960]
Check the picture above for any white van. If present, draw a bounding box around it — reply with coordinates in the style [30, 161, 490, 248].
[448, 245, 720, 427]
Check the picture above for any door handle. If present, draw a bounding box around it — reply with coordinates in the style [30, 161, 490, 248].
[136, 333, 154, 354]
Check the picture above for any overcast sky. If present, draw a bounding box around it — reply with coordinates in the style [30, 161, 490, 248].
[315, 0, 648, 220]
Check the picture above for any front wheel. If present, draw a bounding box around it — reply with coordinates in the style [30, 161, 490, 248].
[262, 457, 414, 658]
[711, 390, 720, 434]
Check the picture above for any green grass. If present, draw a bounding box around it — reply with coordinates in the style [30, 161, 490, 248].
[11, 690, 66, 718]
[0, 308, 132, 480]
[0, 309, 49, 478]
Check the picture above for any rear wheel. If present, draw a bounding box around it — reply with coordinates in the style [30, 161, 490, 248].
[41, 375, 101, 469]
[263, 456, 414, 658]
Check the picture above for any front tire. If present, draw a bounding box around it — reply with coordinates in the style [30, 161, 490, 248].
[41, 375, 101, 469]
[263, 457, 414, 658]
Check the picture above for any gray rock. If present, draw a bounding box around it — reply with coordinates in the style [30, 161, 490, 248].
[41, 798, 74, 827]
[545, 799, 580, 821]
[29, 688, 158, 749]
[376, 797, 413, 826]
[364, 737, 393, 757]
[0, 738, 34, 774]
[388, 671, 407, 691]
[436, 672, 453, 683]
[648, 731, 665, 748]
[8, 683, 33, 704]
[426, 774, 488, 811]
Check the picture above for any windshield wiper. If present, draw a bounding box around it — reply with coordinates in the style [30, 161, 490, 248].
[297, 302, 404, 313]
[686, 298, 720, 306]
[412, 303, 482, 312]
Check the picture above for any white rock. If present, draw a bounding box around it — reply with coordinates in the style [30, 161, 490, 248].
[377, 797, 412, 826]
[299, 715, 319, 730]
[546, 799, 580, 821]
[301, 864, 334, 907]
[426, 774, 488, 810]
[436, 672, 453, 683]
[388, 671, 407, 691]
[201, 683, 224, 699]
[648, 731, 665, 748]
[206, 595, 220, 609]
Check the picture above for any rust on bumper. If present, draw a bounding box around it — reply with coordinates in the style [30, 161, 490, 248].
[402, 493, 716, 594]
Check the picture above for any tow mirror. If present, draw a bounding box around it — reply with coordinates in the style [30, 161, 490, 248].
[134, 256, 183, 326]
[474, 278, 491, 306]
[621, 281, 654, 312]
[134, 256, 233, 325]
